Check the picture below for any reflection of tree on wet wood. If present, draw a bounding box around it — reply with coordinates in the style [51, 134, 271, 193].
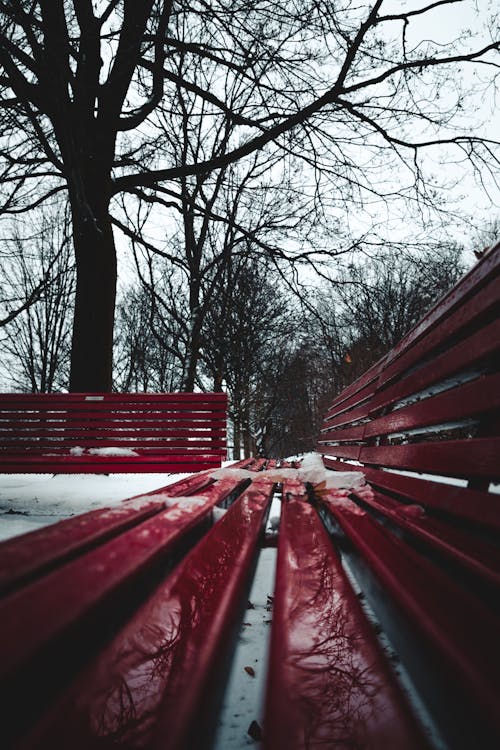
[266, 487, 426, 749]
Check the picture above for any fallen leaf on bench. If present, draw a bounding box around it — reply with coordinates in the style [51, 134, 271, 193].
[248, 720, 263, 741]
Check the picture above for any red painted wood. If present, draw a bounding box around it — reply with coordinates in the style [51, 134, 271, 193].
[322, 456, 364, 472]
[0, 424, 225, 437]
[360, 438, 500, 480]
[264, 483, 427, 750]
[18, 481, 274, 750]
[0, 472, 216, 595]
[317, 423, 366, 443]
[369, 317, 500, 416]
[0, 458, 224, 473]
[0, 476, 246, 742]
[324, 379, 377, 421]
[250, 457, 268, 471]
[0, 392, 228, 405]
[320, 444, 361, 460]
[323, 355, 387, 411]
[382, 271, 500, 388]
[0, 451, 227, 461]
[351, 488, 500, 593]
[124, 471, 216, 500]
[0, 439, 227, 451]
[355, 465, 500, 531]
[322, 492, 500, 740]
[0, 444, 227, 456]
[364, 371, 500, 438]
[320, 401, 372, 431]
[0, 393, 228, 473]
[0, 417, 226, 428]
[227, 457, 257, 469]
[0, 405, 227, 417]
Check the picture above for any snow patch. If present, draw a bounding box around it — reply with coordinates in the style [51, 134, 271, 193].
[88, 447, 139, 456]
[212, 506, 227, 522]
[0, 473, 184, 542]
[164, 495, 207, 509]
[69, 446, 140, 456]
[211, 452, 365, 491]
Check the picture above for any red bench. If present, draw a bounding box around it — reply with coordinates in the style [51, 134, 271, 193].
[317, 242, 500, 748]
[0, 392, 227, 473]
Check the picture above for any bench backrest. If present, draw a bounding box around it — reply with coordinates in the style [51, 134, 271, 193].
[0, 392, 227, 472]
[317, 244, 500, 745]
[318, 242, 500, 527]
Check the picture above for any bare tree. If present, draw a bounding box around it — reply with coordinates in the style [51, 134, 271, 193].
[306, 243, 466, 397]
[1, 212, 75, 391]
[201, 259, 295, 458]
[0, 1, 498, 391]
[113, 280, 183, 392]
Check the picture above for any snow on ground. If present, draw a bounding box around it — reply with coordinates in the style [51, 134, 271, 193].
[0, 460, 241, 543]
[214, 546, 278, 749]
[0, 472, 187, 542]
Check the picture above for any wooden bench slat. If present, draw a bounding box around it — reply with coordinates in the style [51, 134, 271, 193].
[324, 380, 378, 421]
[385, 242, 500, 369]
[355, 465, 500, 530]
[264, 481, 427, 750]
[317, 424, 366, 443]
[0, 420, 226, 432]
[0, 458, 224, 473]
[17, 480, 274, 750]
[363, 371, 500, 439]
[0, 403, 227, 415]
[320, 401, 372, 431]
[0, 393, 228, 474]
[0, 438, 227, 450]
[368, 317, 500, 417]
[0, 472, 216, 595]
[0, 476, 247, 746]
[322, 356, 388, 412]
[351, 488, 500, 594]
[0, 450, 226, 461]
[359, 437, 500, 479]
[320, 444, 362, 460]
[322, 493, 500, 745]
[0, 392, 228, 404]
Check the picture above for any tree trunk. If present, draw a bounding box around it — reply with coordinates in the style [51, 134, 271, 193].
[183, 322, 201, 392]
[233, 419, 241, 460]
[69, 191, 117, 392]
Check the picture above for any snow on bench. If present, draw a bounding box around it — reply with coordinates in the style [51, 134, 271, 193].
[0, 392, 227, 473]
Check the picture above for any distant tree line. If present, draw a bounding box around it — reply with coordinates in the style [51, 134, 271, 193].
[0, 222, 467, 457]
